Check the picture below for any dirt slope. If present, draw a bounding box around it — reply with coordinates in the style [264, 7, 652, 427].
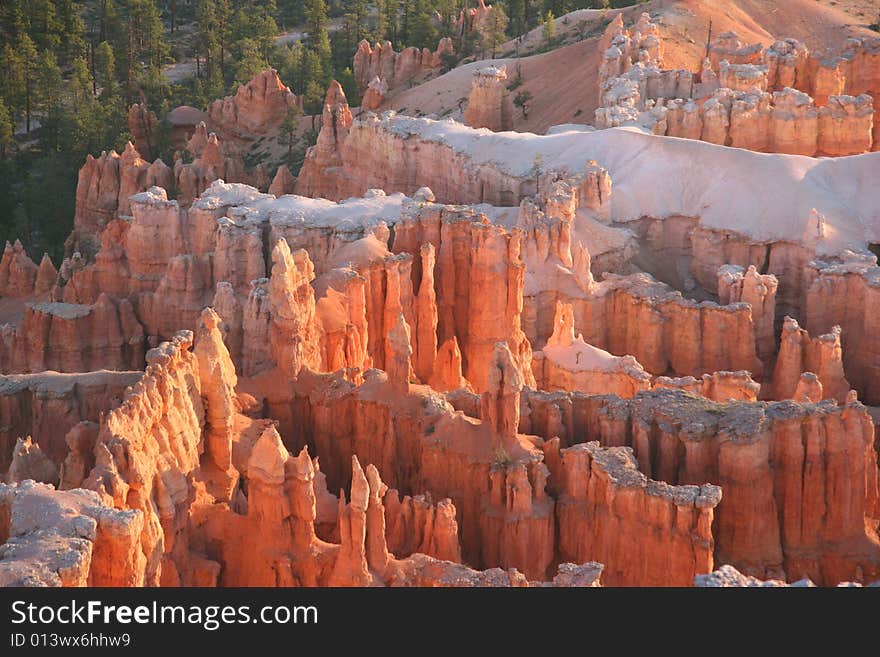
[370, 0, 877, 135]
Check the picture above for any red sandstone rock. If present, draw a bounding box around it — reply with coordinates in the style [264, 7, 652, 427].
[0, 240, 38, 297]
[7, 436, 58, 485]
[127, 103, 158, 161]
[773, 316, 851, 403]
[361, 76, 388, 111]
[463, 66, 514, 132]
[353, 38, 452, 95]
[207, 69, 298, 141]
[268, 164, 296, 197]
[554, 440, 719, 586]
[0, 480, 143, 586]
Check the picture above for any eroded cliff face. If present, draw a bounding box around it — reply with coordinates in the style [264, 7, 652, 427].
[294, 111, 534, 204]
[552, 440, 719, 586]
[68, 70, 298, 255]
[520, 388, 880, 585]
[0, 480, 143, 586]
[353, 37, 453, 96]
[463, 66, 515, 132]
[596, 15, 878, 155]
[4, 276, 879, 586]
[3, 33, 879, 590]
[2, 310, 613, 588]
[207, 69, 299, 142]
[0, 370, 141, 474]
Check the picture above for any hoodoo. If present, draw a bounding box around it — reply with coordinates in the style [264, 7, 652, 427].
[2, 0, 880, 594]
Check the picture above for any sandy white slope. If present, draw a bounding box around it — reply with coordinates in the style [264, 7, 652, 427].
[377, 114, 880, 255]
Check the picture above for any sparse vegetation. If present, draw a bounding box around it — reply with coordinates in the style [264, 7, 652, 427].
[492, 445, 512, 467]
[507, 64, 524, 91]
[514, 90, 533, 119]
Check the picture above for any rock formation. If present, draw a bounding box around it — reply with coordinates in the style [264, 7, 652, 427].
[463, 66, 514, 132]
[207, 69, 299, 141]
[595, 17, 878, 155]
[3, 15, 880, 591]
[127, 103, 158, 161]
[353, 38, 453, 95]
[361, 76, 388, 111]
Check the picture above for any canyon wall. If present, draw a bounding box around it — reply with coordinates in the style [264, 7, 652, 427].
[596, 16, 879, 155]
[0, 369, 141, 473]
[353, 37, 453, 95]
[463, 66, 514, 132]
[520, 388, 880, 585]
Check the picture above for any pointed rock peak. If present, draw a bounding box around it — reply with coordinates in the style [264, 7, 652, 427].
[94, 291, 115, 309]
[272, 237, 293, 266]
[365, 463, 388, 503]
[389, 313, 413, 355]
[248, 426, 289, 485]
[349, 456, 369, 513]
[413, 187, 435, 203]
[548, 301, 576, 348]
[269, 165, 296, 197]
[487, 342, 523, 394]
[289, 447, 316, 482]
[290, 445, 315, 482]
[40, 253, 58, 278]
[325, 80, 348, 106]
[122, 141, 141, 159]
[291, 248, 316, 281]
[199, 306, 222, 332]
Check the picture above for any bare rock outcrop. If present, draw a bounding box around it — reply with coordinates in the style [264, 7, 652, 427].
[207, 69, 299, 141]
[553, 440, 720, 586]
[0, 480, 143, 586]
[463, 66, 514, 132]
[127, 103, 158, 161]
[773, 316, 851, 403]
[353, 38, 452, 95]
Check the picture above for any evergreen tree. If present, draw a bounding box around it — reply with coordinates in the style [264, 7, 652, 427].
[70, 57, 95, 105]
[374, 0, 389, 42]
[336, 66, 359, 106]
[94, 41, 116, 96]
[508, 0, 526, 38]
[303, 80, 326, 123]
[478, 4, 509, 57]
[0, 98, 13, 159]
[306, 0, 333, 79]
[276, 41, 305, 94]
[380, 0, 398, 43]
[409, 0, 438, 50]
[279, 103, 303, 164]
[13, 35, 38, 132]
[542, 10, 556, 45]
[36, 50, 64, 150]
[235, 38, 269, 85]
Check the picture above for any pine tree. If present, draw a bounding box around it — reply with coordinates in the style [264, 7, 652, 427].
[336, 66, 359, 106]
[508, 0, 526, 38]
[381, 0, 398, 43]
[0, 98, 13, 159]
[95, 41, 117, 97]
[235, 38, 268, 85]
[306, 0, 332, 78]
[410, 1, 438, 50]
[15, 34, 38, 132]
[70, 57, 94, 104]
[279, 103, 303, 164]
[375, 0, 388, 42]
[37, 49, 64, 150]
[542, 10, 556, 45]
[478, 4, 509, 57]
